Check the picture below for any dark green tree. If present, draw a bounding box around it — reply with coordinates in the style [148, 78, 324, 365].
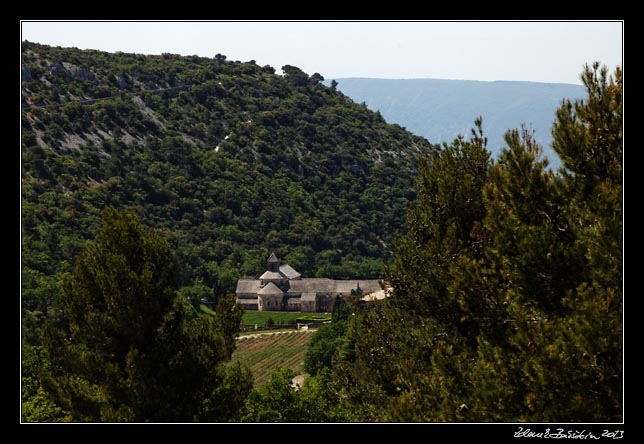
[506, 63, 623, 421]
[332, 63, 621, 422]
[463, 63, 622, 422]
[39, 208, 250, 422]
[21, 345, 72, 422]
[304, 322, 347, 376]
[297, 368, 353, 422]
[305, 296, 354, 376]
[282, 65, 309, 87]
[553, 62, 622, 186]
[331, 295, 352, 323]
[238, 368, 301, 422]
[310, 72, 325, 85]
[385, 118, 490, 322]
[196, 362, 254, 422]
[447, 125, 574, 421]
[239, 368, 352, 422]
[334, 122, 491, 421]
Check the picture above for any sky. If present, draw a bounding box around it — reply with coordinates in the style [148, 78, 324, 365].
[21, 21, 622, 85]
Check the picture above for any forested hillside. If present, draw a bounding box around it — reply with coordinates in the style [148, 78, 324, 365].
[20, 41, 621, 424]
[21, 41, 436, 319]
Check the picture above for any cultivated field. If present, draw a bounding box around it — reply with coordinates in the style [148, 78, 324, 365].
[231, 330, 315, 387]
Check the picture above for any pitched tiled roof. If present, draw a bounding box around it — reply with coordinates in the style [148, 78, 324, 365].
[279, 264, 301, 280]
[288, 278, 381, 295]
[236, 279, 262, 294]
[258, 282, 284, 295]
[288, 278, 335, 293]
[236, 276, 381, 297]
[259, 270, 287, 280]
[267, 252, 280, 263]
[334, 280, 381, 294]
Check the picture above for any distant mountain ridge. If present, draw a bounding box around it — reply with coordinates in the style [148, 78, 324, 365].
[329, 77, 587, 169]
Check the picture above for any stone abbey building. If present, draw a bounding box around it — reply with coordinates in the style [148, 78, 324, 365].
[235, 253, 382, 312]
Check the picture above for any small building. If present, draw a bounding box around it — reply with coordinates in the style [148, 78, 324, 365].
[235, 253, 382, 312]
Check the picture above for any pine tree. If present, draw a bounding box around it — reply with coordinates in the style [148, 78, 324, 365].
[445, 64, 621, 422]
[454, 64, 621, 422]
[385, 118, 490, 322]
[509, 63, 623, 421]
[39, 207, 250, 421]
[334, 120, 491, 421]
[332, 63, 622, 422]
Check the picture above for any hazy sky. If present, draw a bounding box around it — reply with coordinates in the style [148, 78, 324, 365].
[21, 21, 622, 85]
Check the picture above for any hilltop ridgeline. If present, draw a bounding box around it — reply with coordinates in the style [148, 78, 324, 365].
[21, 41, 437, 315]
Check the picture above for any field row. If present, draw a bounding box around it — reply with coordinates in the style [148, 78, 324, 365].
[231, 330, 314, 387]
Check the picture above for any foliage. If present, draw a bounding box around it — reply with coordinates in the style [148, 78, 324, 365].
[304, 297, 352, 376]
[37, 208, 248, 422]
[199, 304, 216, 316]
[22, 387, 73, 422]
[304, 322, 347, 376]
[238, 368, 300, 422]
[21, 344, 72, 422]
[297, 368, 354, 422]
[331, 64, 622, 422]
[197, 362, 254, 422]
[331, 295, 352, 323]
[21, 41, 434, 421]
[21, 41, 436, 336]
[238, 368, 351, 422]
[21, 41, 621, 423]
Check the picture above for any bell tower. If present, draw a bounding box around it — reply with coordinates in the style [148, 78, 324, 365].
[266, 252, 280, 272]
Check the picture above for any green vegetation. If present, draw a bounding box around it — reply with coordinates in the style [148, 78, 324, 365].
[20, 40, 621, 423]
[237, 368, 351, 422]
[232, 331, 313, 387]
[327, 63, 622, 422]
[241, 310, 329, 327]
[21, 42, 436, 326]
[20, 41, 433, 422]
[295, 314, 330, 324]
[199, 304, 216, 316]
[304, 297, 354, 376]
[27, 208, 251, 422]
